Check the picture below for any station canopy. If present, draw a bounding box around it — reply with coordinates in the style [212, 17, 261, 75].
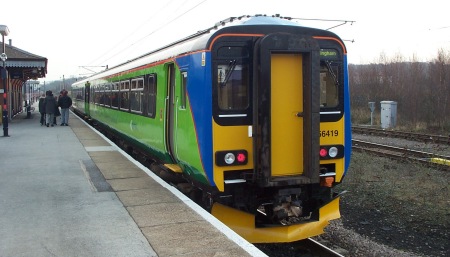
[1, 40, 47, 80]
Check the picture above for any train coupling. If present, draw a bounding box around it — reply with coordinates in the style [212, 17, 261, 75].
[273, 196, 302, 225]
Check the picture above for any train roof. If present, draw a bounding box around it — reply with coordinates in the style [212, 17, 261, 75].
[73, 14, 341, 86]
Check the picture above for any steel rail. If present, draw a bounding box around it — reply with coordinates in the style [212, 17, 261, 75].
[352, 139, 450, 170]
[352, 126, 450, 145]
[305, 238, 346, 257]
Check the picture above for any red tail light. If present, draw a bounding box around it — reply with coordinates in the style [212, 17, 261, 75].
[319, 148, 328, 157]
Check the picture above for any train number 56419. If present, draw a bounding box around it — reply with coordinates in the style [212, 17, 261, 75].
[320, 130, 339, 137]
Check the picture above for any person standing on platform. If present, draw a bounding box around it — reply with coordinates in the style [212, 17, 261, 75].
[53, 92, 62, 125]
[43, 90, 57, 127]
[58, 89, 72, 126]
[38, 94, 45, 126]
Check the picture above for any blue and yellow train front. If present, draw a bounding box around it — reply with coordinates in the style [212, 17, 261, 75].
[203, 32, 350, 243]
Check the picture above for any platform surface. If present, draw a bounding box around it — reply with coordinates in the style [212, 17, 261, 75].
[0, 105, 266, 257]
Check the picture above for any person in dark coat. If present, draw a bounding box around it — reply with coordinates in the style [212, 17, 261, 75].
[43, 90, 57, 127]
[38, 94, 45, 126]
[53, 92, 62, 125]
[58, 89, 72, 126]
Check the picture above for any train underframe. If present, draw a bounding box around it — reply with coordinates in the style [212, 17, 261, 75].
[166, 169, 342, 243]
[75, 112, 341, 243]
[209, 181, 341, 243]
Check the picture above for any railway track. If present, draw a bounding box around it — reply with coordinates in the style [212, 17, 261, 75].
[300, 238, 347, 257]
[256, 238, 347, 257]
[352, 126, 450, 145]
[352, 139, 450, 170]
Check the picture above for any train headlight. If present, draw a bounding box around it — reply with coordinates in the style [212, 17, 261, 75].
[328, 147, 338, 158]
[215, 150, 248, 166]
[224, 153, 235, 164]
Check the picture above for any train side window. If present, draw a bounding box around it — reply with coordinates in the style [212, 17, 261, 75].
[130, 91, 143, 113]
[131, 78, 144, 113]
[147, 75, 157, 118]
[217, 63, 249, 110]
[180, 72, 187, 109]
[94, 85, 101, 105]
[90, 86, 95, 104]
[98, 84, 103, 105]
[104, 83, 111, 107]
[120, 80, 130, 111]
[320, 61, 340, 108]
[99, 83, 105, 106]
[75, 88, 83, 100]
[111, 82, 119, 108]
[104, 84, 109, 106]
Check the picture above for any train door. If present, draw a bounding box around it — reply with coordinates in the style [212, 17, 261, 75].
[254, 33, 320, 184]
[271, 54, 304, 175]
[85, 81, 90, 116]
[165, 63, 176, 162]
[174, 71, 187, 158]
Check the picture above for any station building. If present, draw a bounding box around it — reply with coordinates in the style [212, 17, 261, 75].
[0, 38, 47, 125]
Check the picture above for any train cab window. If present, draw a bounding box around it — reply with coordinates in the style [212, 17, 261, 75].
[213, 44, 252, 125]
[217, 63, 249, 110]
[320, 60, 340, 108]
[180, 72, 187, 109]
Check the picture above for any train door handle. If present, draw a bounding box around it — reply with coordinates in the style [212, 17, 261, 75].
[296, 112, 304, 117]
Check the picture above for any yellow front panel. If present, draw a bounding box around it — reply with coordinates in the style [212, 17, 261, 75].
[271, 54, 303, 176]
[319, 118, 345, 182]
[213, 121, 253, 192]
[212, 197, 341, 243]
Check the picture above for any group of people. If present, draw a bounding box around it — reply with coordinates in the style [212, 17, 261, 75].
[38, 89, 73, 127]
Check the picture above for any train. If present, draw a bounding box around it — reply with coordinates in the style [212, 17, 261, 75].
[71, 14, 352, 243]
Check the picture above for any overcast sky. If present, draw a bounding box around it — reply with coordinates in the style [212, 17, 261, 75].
[2, 0, 449, 82]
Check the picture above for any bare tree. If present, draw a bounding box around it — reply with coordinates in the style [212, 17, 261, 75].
[429, 49, 450, 129]
[349, 50, 450, 133]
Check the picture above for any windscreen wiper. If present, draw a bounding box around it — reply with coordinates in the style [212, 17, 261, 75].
[221, 60, 237, 87]
[325, 60, 339, 86]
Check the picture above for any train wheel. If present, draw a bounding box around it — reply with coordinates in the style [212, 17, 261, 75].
[149, 163, 163, 176]
[189, 188, 202, 204]
[176, 183, 193, 195]
[202, 192, 214, 212]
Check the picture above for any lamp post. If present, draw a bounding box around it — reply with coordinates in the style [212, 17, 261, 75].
[0, 25, 10, 137]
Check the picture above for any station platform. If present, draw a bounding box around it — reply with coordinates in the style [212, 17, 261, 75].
[0, 103, 267, 257]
